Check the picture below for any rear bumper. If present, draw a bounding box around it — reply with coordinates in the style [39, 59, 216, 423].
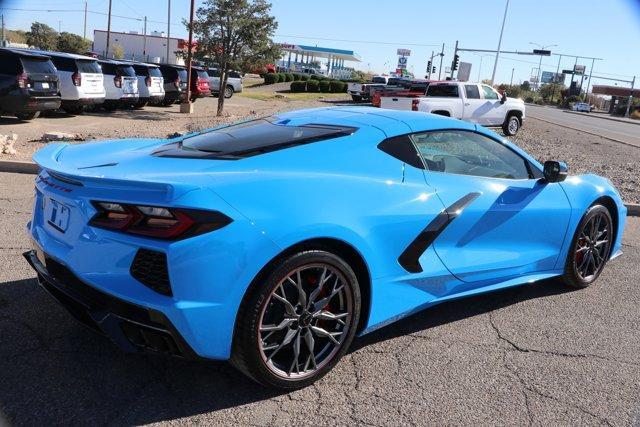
[62, 97, 105, 107]
[24, 249, 200, 359]
[104, 96, 139, 107]
[139, 95, 164, 104]
[0, 94, 61, 113]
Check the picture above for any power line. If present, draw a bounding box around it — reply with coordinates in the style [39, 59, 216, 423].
[274, 33, 451, 49]
[0, 6, 183, 26]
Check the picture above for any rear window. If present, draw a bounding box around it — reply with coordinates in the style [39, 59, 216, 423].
[196, 70, 208, 79]
[20, 58, 56, 74]
[148, 67, 162, 77]
[178, 118, 357, 159]
[133, 64, 149, 75]
[426, 84, 459, 97]
[207, 69, 220, 77]
[160, 66, 177, 79]
[117, 65, 136, 77]
[50, 57, 76, 72]
[372, 76, 387, 84]
[409, 83, 428, 92]
[177, 69, 188, 81]
[77, 60, 101, 74]
[229, 71, 242, 79]
[99, 62, 117, 75]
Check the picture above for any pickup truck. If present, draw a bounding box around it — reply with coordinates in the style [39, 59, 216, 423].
[347, 75, 388, 102]
[372, 80, 431, 107]
[380, 81, 525, 135]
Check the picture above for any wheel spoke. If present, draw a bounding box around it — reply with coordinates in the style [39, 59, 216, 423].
[578, 252, 591, 277]
[288, 331, 302, 376]
[287, 270, 306, 307]
[260, 317, 297, 332]
[312, 276, 344, 312]
[267, 327, 298, 362]
[303, 328, 316, 369]
[313, 310, 348, 326]
[310, 325, 342, 345]
[273, 285, 297, 317]
[307, 267, 332, 309]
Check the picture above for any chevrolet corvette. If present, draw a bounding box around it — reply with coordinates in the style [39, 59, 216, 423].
[24, 107, 626, 389]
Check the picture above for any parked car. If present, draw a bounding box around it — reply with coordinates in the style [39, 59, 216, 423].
[347, 75, 389, 102]
[98, 59, 139, 110]
[131, 62, 165, 108]
[206, 68, 243, 98]
[158, 64, 187, 106]
[573, 102, 592, 112]
[0, 48, 61, 120]
[25, 107, 626, 389]
[301, 68, 325, 76]
[381, 81, 526, 135]
[188, 66, 212, 101]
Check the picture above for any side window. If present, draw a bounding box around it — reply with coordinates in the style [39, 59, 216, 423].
[464, 85, 480, 99]
[426, 84, 459, 97]
[0, 54, 20, 74]
[410, 130, 530, 179]
[481, 85, 499, 100]
[207, 69, 220, 77]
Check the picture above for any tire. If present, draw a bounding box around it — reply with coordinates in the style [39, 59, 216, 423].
[103, 104, 117, 112]
[224, 86, 234, 99]
[64, 106, 84, 115]
[15, 111, 40, 121]
[161, 98, 174, 107]
[562, 205, 613, 288]
[231, 250, 361, 389]
[351, 95, 362, 102]
[502, 114, 521, 136]
[133, 101, 148, 110]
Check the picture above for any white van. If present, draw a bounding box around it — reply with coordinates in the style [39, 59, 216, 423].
[28, 50, 104, 115]
[98, 59, 139, 110]
[131, 62, 165, 108]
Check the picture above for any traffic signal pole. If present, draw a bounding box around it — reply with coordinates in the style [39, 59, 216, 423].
[625, 76, 635, 118]
[451, 40, 458, 79]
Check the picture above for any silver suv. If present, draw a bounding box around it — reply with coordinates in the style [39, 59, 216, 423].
[206, 68, 243, 98]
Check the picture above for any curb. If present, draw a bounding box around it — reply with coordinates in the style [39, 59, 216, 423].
[1, 159, 639, 217]
[528, 115, 640, 149]
[563, 110, 640, 126]
[0, 160, 39, 174]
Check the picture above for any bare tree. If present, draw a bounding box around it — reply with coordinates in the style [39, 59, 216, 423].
[190, 0, 280, 116]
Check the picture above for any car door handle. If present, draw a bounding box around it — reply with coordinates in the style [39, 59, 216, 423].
[464, 103, 470, 106]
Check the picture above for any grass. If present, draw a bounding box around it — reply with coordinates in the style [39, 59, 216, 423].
[239, 90, 350, 102]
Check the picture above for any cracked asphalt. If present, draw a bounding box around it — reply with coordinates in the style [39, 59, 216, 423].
[1, 171, 639, 426]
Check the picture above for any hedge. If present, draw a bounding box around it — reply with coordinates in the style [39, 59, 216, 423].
[284, 73, 295, 82]
[299, 74, 310, 81]
[290, 81, 307, 92]
[277, 73, 286, 82]
[264, 73, 278, 85]
[329, 80, 345, 93]
[319, 80, 331, 93]
[292, 73, 302, 81]
[306, 79, 320, 92]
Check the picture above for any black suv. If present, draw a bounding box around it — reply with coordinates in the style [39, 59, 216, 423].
[158, 64, 187, 106]
[0, 48, 61, 120]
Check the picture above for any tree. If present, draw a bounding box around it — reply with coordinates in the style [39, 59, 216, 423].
[520, 80, 531, 91]
[26, 22, 58, 50]
[112, 43, 125, 59]
[539, 83, 565, 103]
[57, 32, 91, 54]
[191, 0, 281, 116]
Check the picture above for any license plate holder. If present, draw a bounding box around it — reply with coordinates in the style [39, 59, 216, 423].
[45, 198, 70, 233]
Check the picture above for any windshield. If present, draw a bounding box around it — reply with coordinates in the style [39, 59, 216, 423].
[179, 118, 357, 159]
[20, 58, 56, 74]
[76, 60, 101, 73]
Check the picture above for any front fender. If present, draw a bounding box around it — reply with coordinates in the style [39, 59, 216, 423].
[554, 174, 627, 269]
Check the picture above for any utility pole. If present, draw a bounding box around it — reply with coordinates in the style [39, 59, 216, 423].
[625, 76, 635, 118]
[58, 20, 62, 33]
[180, 0, 196, 113]
[166, 0, 171, 63]
[1, 14, 5, 48]
[585, 57, 596, 100]
[83, 2, 87, 39]
[437, 43, 444, 80]
[142, 16, 147, 61]
[450, 40, 458, 79]
[510, 68, 514, 86]
[490, 0, 510, 85]
[106, 0, 112, 57]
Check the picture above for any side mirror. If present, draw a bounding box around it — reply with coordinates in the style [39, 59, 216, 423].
[500, 92, 507, 103]
[542, 160, 568, 183]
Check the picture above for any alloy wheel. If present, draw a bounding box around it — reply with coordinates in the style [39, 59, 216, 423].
[257, 263, 353, 380]
[508, 117, 519, 134]
[574, 211, 611, 281]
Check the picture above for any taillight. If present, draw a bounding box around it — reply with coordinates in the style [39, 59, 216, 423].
[16, 73, 28, 89]
[411, 99, 420, 111]
[72, 71, 81, 86]
[114, 75, 122, 88]
[174, 77, 180, 89]
[89, 201, 232, 240]
[199, 77, 209, 87]
[145, 76, 152, 87]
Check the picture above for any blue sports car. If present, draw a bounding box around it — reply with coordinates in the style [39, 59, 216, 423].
[24, 107, 626, 389]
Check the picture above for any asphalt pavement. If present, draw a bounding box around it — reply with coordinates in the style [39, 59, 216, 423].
[526, 105, 640, 148]
[1, 172, 639, 426]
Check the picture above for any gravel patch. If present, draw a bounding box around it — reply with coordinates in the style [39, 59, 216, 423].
[510, 118, 640, 204]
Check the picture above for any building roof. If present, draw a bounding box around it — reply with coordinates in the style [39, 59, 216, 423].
[592, 85, 640, 98]
[278, 43, 361, 62]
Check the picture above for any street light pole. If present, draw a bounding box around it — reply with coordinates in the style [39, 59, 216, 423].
[510, 68, 514, 86]
[438, 43, 444, 80]
[166, 0, 171, 63]
[106, 0, 112, 57]
[180, 0, 195, 114]
[490, 0, 509, 85]
[529, 42, 557, 91]
[625, 76, 636, 118]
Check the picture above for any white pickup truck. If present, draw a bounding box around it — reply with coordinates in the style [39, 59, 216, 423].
[347, 75, 389, 102]
[380, 81, 525, 135]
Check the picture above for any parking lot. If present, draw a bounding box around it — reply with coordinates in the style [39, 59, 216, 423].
[1, 109, 640, 424]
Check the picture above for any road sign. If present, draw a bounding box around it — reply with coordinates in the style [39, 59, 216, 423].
[457, 62, 472, 82]
[541, 71, 565, 84]
[574, 64, 586, 75]
[532, 49, 551, 56]
[397, 48, 411, 56]
[445, 66, 451, 74]
[397, 56, 407, 69]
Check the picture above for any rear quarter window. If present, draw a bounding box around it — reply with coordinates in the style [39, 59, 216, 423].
[0, 53, 21, 74]
[50, 57, 76, 72]
[20, 58, 56, 74]
[426, 84, 459, 97]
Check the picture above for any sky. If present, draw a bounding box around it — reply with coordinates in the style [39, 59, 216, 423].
[1, 0, 639, 88]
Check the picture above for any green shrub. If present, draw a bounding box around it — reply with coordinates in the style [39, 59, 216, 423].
[264, 73, 278, 85]
[524, 95, 534, 103]
[309, 74, 321, 80]
[290, 81, 307, 92]
[292, 73, 302, 81]
[306, 79, 320, 92]
[277, 73, 286, 82]
[285, 73, 294, 82]
[329, 80, 343, 93]
[299, 74, 310, 81]
[319, 80, 331, 93]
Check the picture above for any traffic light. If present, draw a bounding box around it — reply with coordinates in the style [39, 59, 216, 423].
[452, 54, 459, 71]
[427, 60, 432, 70]
[432, 66, 436, 73]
